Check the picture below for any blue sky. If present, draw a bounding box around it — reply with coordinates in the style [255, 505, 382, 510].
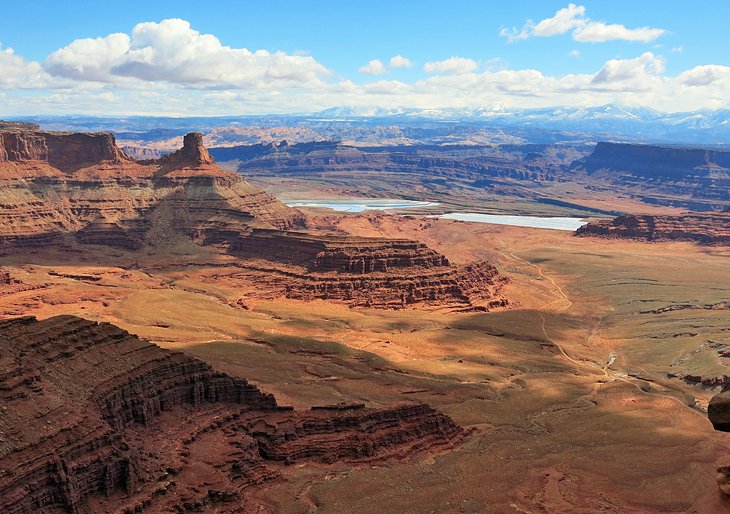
[0, 1, 728, 115]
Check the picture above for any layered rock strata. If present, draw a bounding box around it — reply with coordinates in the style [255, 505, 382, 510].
[0, 315, 464, 514]
[0, 128, 508, 310]
[576, 213, 730, 245]
[0, 130, 305, 250]
[229, 229, 509, 309]
[574, 142, 730, 210]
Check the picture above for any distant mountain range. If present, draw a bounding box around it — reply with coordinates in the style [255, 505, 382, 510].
[311, 104, 730, 145]
[8, 104, 730, 146]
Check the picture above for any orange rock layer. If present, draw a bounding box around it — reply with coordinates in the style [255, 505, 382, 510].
[0, 129, 509, 310]
[576, 213, 730, 245]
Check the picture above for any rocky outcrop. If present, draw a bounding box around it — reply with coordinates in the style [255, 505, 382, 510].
[0, 131, 131, 171]
[0, 268, 18, 285]
[234, 229, 449, 272]
[708, 387, 730, 495]
[153, 132, 213, 170]
[0, 315, 464, 514]
[0, 129, 305, 249]
[576, 213, 730, 245]
[228, 229, 509, 310]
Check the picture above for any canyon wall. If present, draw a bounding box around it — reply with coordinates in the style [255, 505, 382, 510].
[574, 142, 730, 210]
[576, 213, 730, 245]
[0, 129, 509, 311]
[0, 315, 464, 514]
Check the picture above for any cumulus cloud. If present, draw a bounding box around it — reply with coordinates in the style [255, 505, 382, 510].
[44, 18, 329, 88]
[0, 19, 728, 115]
[359, 59, 387, 75]
[573, 22, 665, 43]
[0, 45, 52, 88]
[389, 55, 413, 69]
[677, 64, 730, 87]
[591, 52, 664, 87]
[500, 3, 665, 43]
[360, 55, 413, 75]
[424, 57, 478, 74]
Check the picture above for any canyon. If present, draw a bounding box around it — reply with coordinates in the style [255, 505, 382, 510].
[0, 315, 463, 513]
[206, 139, 730, 215]
[0, 128, 508, 311]
[1, 121, 729, 512]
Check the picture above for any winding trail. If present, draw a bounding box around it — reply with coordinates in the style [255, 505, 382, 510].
[506, 250, 704, 416]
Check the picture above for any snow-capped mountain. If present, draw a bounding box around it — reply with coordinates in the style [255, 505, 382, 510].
[310, 104, 730, 144]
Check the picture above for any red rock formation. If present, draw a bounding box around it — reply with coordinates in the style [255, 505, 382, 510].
[0, 129, 508, 310]
[155, 131, 213, 168]
[0, 315, 464, 514]
[0, 268, 18, 285]
[0, 129, 305, 249]
[228, 230, 509, 310]
[708, 387, 730, 495]
[0, 131, 131, 171]
[576, 213, 730, 245]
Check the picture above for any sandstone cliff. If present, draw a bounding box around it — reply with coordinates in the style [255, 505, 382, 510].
[0, 129, 509, 311]
[0, 129, 305, 250]
[573, 142, 730, 210]
[576, 213, 730, 245]
[230, 229, 509, 310]
[0, 315, 464, 514]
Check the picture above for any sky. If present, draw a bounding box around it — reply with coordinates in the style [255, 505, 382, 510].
[0, 0, 729, 115]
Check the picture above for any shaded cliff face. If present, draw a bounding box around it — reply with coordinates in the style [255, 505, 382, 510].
[0, 315, 464, 514]
[210, 141, 568, 183]
[582, 142, 730, 177]
[576, 213, 730, 245]
[574, 142, 730, 210]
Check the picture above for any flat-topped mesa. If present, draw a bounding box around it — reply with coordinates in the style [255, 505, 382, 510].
[230, 229, 509, 310]
[233, 229, 450, 272]
[0, 128, 305, 246]
[581, 142, 730, 177]
[0, 315, 464, 513]
[0, 131, 131, 171]
[576, 213, 730, 245]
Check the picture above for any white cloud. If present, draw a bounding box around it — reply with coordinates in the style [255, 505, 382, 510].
[671, 45, 684, 53]
[44, 18, 329, 88]
[677, 64, 730, 87]
[424, 57, 478, 74]
[0, 20, 727, 115]
[573, 22, 665, 43]
[0, 45, 52, 88]
[359, 59, 387, 75]
[389, 55, 413, 69]
[569, 50, 581, 58]
[500, 3, 665, 43]
[591, 52, 664, 86]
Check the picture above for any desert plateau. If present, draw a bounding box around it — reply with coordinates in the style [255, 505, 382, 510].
[2, 2, 730, 513]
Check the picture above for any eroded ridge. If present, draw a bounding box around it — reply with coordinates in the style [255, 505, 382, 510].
[0, 129, 509, 311]
[0, 315, 464, 514]
[576, 213, 730, 245]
